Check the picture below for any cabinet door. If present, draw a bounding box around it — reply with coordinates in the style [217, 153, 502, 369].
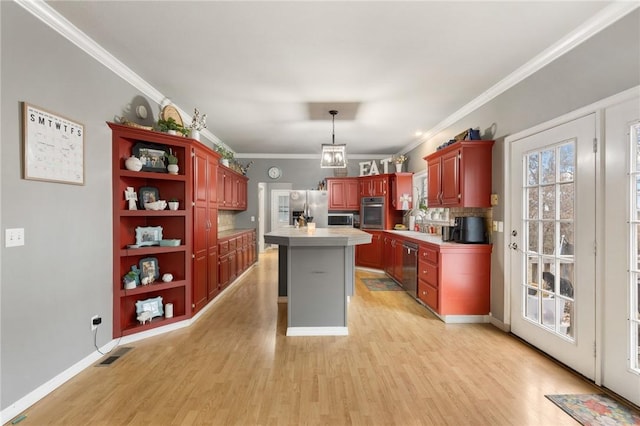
[356, 231, 383, 269]
[192, 150, 209, 313]
[441, 150, 460, 206]
[427, 160, 442, 206]
[328, 179, 347, 210]
[219, 253, 229, 288]
[225, 173, 235, 208]
[217, 167, 226, 207]
[228, 250, 237, 282]
[393, 240, 404, 282]
[371, 175, 387, 196]
[345, 179, 360, 210]
[207, 207, 219, 300]
[383, 237, 394, 276]
[238, 178, 247, 210]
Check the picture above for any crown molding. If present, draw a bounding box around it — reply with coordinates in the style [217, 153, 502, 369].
[15, 0, 225, 149]
[401, 1, 640, 155]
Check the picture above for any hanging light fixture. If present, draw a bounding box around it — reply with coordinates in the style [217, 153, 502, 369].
[320, 110, 347, 168]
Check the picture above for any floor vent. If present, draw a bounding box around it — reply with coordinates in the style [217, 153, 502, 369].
[96, 346, 133, 367]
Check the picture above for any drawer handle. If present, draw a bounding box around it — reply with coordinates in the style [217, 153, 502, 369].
[423, 270, 428, 274]
[422, 290, 427, 295]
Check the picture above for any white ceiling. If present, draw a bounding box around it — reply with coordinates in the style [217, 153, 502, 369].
[45, 1, 617, 157]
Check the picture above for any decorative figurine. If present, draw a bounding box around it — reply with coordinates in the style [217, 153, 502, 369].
[125, 187, 138, 210]
[137, 311, 152, 325]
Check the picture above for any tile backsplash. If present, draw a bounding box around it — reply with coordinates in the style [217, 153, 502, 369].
[218, 210, 236, 232]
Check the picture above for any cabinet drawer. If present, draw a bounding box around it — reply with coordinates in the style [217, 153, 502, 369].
[419, 260, 438, 288]
[219, 240, 229, 256]
[228, 237, 237, 251]
[242, 234, 249, 246]
[418, 281, 438, 311]
[420, 245, 438, 264]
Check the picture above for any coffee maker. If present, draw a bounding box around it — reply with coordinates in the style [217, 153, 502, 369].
[452, 216, 486, 243]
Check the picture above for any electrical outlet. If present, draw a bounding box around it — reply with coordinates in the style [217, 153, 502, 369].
[91, 315, 101, 331]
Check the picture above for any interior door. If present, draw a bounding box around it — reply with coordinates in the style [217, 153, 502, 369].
[509, 114, 596, 379]
[603, 97, 640, 405]
[270, 189, 291, 234]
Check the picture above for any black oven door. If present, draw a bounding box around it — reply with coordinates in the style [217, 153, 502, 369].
[361, 198, 384, 229]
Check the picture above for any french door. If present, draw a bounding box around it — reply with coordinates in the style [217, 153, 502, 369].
[509, 114, 597, 379]
[603, 97, 640, 405]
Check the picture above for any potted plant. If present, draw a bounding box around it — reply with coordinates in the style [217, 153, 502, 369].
[165, 152, 179, 175]
[189, 108, 207, 141]
[157, 117, 188, 136]
[392, 154, 407, 172]
[123, 270, 139, 289]
[168, 198, 179, 211]
[214, 144, 234, 167]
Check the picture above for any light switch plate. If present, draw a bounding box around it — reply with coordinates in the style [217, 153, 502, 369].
[490, 194, 499, 206]
[5, 228, 25, 247]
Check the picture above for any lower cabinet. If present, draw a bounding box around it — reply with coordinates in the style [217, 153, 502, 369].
[417, 241, 492, 316]
[218, 229, 257, 291]
[355, 230, 383, 269]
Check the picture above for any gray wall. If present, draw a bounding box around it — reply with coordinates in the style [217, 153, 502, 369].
[405, 10, 640, 322]
[0, 3, 159, 408]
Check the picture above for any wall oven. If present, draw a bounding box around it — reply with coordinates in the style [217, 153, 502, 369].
[361, 197, 385, 229]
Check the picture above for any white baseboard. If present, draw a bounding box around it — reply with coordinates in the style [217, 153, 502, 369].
[1, 262, 258, 424]
[488, 314, 510, 332]
[1, 340, 112, 424]
[438, 314, 490, 324]
[286, 327, 348, 336]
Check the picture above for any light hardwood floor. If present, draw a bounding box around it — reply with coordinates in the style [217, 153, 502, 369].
[18, 249, 598, 425]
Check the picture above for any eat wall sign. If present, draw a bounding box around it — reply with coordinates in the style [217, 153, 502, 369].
[359, 158, 394, 176]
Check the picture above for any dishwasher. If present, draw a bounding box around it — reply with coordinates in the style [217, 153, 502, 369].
[402, 241, 418, 299]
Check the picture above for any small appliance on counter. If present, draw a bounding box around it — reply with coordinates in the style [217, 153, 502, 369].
[452, 216, 487, 243]
[441, 225, 455, 242]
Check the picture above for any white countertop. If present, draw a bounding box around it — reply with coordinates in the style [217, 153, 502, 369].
[264, 227, 372, 247]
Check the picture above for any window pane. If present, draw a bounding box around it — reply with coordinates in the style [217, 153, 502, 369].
[559, 262, 574, 298]
[528, 221, 539, 253]
[559, 143, 575, 182]
[541, 149, 556, 184]
[559, 183, 574, 220]
[560, 300, 574, 338]
[559, 224, 574, 256]
[541, 185, 556, 220]
[541, 292, 555, 328]
[527, 153, 539, 186]
[542, 222, 555, 255]
[526, 291, 539, 322]
[528, 187, 539, 219]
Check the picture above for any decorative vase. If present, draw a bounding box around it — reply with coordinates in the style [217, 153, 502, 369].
[167, 164, 179, 175]
[125, 156, 143, 172]
[168, 201, 179, 211]
[221, 158, 230, 167]
[189, 129, 200, 141]
[395, 163, 403, 173]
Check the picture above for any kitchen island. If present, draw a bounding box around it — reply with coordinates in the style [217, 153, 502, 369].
[264, 227, 372, 336]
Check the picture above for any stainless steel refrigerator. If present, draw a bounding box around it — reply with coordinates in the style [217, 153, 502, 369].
[289, 190, 328, 228]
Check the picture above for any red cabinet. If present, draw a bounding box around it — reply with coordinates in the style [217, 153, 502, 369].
[327, 177, 359, 211]
[217, 166, 248, 211]
[425, 140, 494, 208]
[218, 229, 256, 291]
[355, 230, 383, 269]
[192, 144, 219, 314]
[417, 241, 492, 316]
[359, 175, 388, 197]
[389, 172, 413, 210]
[110, 122, 194, 337]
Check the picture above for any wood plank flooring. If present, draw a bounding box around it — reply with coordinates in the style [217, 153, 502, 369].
[17, 249, 598, 425]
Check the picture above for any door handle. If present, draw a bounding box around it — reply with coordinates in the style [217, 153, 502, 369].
[509, 242, 518, 250]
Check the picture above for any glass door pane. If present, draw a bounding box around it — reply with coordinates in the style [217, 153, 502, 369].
[523, 141, 575, 339]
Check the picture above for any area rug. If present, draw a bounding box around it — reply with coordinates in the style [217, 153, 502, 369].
[361, 277, 404, 291]
[546, 394, 640, 425]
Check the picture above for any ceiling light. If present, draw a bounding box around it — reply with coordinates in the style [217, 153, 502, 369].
[320, 110, 347, 168]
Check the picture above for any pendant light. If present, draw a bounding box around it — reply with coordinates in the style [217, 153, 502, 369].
[320, 110, 347, 168]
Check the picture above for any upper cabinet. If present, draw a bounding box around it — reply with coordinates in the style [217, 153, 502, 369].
[424, 140, 494, 208]
[360, 174, 388, 197]
[217, 166, 248, 211]
[389, 172, 413, 210]
[327, 177, 359, 211]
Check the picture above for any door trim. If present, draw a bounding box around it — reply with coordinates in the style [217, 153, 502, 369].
[503, 85, 639, 385]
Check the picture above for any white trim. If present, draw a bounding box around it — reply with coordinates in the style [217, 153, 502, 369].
[0, 340, 114, 424]
[402, 2, 639, 154]
[488, 314, 510, 333]
[286, 327, 348, 336]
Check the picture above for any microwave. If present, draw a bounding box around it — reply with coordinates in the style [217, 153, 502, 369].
[328, 213, 355, 227]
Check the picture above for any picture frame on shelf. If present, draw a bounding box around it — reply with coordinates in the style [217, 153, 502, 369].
[132, 142, 168, 172]
[135, 296, 164, 318]
[138, 186, 159, 207]
[135, 226, 163, 247]
[139, 257, 160, 281]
